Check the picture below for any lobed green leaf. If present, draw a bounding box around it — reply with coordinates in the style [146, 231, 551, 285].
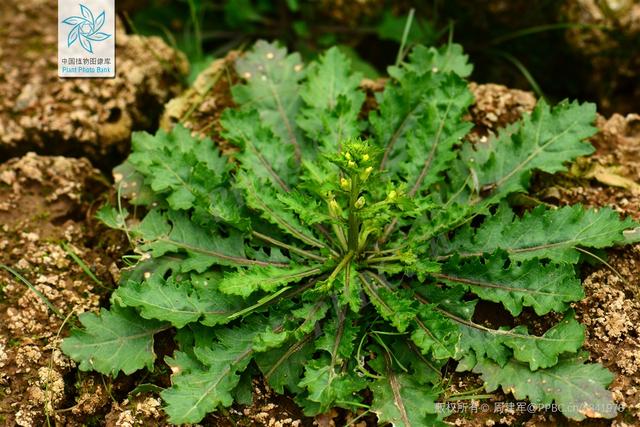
[61, 306, 166, 376]
[474, 353, 617, 421]
[459, 99, 597, 200]
[370, 348, 445, 427]
[218, 264, 322, 297]
[437, 252, 584, 315]
[113, 276, 247, 328]
[442, 204, 636, 263]
[298, 46, 365, 153]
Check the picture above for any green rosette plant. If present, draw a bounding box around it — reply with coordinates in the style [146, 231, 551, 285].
[62, 40, 637, 425]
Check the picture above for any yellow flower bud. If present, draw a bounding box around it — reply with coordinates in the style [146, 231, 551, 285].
[345, 152, 352, 160]
[355, 197, 365, 209]
[387, 190, 397, 200]
[340, 177, 350, 190]
[348, 160, 357, 168]
[361, 166, 374, 181]
[362, 154, 370, 161]
[328, 198, 342, 217]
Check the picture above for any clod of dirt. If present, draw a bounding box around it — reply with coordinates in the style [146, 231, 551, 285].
[104, 395, 165, 427]
[468, 82, 537, 135]
[0, 153, 103, 232]
[0, 0, 188, 167]
[228, 379, 309, 427]
[0, 153, 120, 426]
[561, 0, 640, 113]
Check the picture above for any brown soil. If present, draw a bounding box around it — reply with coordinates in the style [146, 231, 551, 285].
[0, 153, 120, 426]
[0, 0, 187, 168]
[467, 83, 537, 134]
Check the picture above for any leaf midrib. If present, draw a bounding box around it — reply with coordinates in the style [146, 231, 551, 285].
[432, 272, 578, 298]
[493, 111, 582, 190]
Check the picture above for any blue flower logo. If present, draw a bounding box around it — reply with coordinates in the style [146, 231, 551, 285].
[62, 4, 111, 54]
